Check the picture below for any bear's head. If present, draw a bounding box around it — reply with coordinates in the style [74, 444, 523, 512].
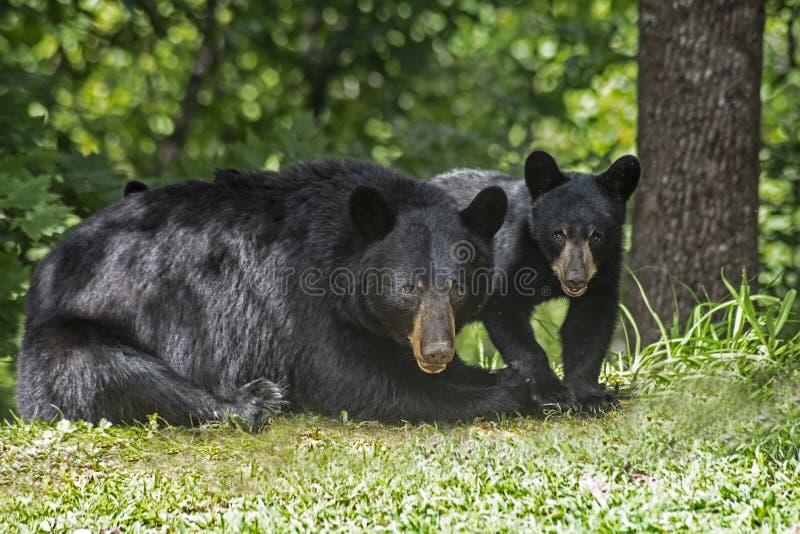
[524, 150, 640, 298]
[349, 185, 507, 374]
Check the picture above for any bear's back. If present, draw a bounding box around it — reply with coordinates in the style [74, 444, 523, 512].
[25, 159, 455, 330]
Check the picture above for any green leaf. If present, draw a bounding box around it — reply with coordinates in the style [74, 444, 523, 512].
[0, 251, 30, 297]
[774, 290, 797, 338]
[0, 174, 58, 211]
[13, 202, 73, 241]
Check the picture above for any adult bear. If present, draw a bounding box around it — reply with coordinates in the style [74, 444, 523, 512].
[16, 159, 528, 427]
[433, 151, 640, 413]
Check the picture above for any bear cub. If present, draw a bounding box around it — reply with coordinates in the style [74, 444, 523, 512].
[433, 151, 640, 412]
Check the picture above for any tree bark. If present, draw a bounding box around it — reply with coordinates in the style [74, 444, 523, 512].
[628, 0, 765, 342]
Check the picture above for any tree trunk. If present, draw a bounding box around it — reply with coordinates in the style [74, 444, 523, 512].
[628, 0, 765, 342]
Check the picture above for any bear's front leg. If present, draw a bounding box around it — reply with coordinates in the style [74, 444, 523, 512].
[483, 305, 578, 412]
[560, 285, 620, 413]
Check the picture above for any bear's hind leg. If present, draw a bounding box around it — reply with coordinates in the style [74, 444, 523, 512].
[16, 319, 284, 428]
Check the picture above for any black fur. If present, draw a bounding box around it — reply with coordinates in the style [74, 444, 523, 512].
[123, 180, 149, 197]
[432, 151, 640, 412]
[17, 159, 530, 427]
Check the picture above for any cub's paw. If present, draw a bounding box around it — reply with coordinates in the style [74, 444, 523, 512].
[229, 378, 286, 430]
[531, 375, 579, 413]
[568, 382, 619, 414]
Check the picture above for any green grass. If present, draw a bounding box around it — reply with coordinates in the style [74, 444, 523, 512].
[1, 280, 799, 532]
[1, 383, 798, 532]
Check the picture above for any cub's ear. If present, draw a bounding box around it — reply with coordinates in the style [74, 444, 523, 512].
[597, 155, 640, 202]
[524, 150, 566, 200]
[460, 186, 508, 239]
[123, 180, 149, 197]
[349, 186, 396, 242]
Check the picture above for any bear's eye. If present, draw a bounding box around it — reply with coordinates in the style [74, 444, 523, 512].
[552, 231, 563, 242]
[452, 284, 467, 300]
[591, 233, 603, 243]
[401, 284, 415, 295]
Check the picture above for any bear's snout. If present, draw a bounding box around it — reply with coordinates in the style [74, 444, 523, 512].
[421, 341, 454, 362]
[408, 298, 456, 374]
[419, 341, 455, 374]
[564, 276, 587, 292]
[552, 235, 596, 298]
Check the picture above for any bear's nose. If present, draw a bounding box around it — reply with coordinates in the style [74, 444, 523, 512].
[421, 342, 455, 364]
[565, 279, 587, 291]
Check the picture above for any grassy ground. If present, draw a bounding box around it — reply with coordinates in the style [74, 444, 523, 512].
[1, 377, 798, 532]
[1, 284, 798, 532]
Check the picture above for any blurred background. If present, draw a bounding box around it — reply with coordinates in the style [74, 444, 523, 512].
[1, 0, 798, 415]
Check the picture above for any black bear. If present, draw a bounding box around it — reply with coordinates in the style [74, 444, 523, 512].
[432, 151, 640, 412]
[16, 158, 530, 427]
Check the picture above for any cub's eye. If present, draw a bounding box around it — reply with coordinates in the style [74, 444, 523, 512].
[552, 231, 563, 242]
[401, 284, 415, 295]
[452, 284, 467, 300]
[591, 233, 603, 243]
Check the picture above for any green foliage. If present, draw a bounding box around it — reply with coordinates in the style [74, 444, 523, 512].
[457, 299, 568, 369]
[761, 0, 800, 306]
[0, 0, 638, 178]
[0, 90, 65, 359]
[613, 274, 800, 403]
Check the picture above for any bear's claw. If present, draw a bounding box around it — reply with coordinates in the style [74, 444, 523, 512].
[568, 382, 619, 414]
[531, 376, 579, 412]
[228, 378, 286, 430]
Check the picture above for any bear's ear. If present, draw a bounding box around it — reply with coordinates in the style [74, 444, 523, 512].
[123, 180, 149, 197]
[349, 186, 396, 242]
[524, 150, 566, 200]
[460, 186, 508, 239]
[597, 155, 640, 202]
